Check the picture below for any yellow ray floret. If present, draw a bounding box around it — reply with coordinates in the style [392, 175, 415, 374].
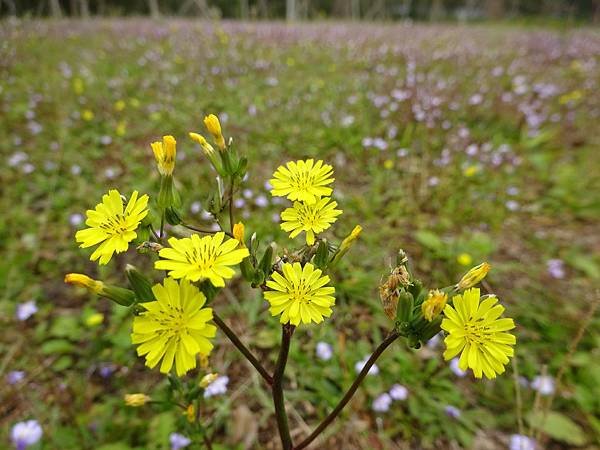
[131, 278, 216, 376]
[155, 232, 249, 287]
[441, 288, 516, 379]
[264, 262, 336, 326]
[270, 159, 335, 205]
[75, 189, 149, 265]
[280, 197, 342, 245]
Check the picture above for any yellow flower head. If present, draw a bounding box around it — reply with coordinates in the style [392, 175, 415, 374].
[441, 288, 516, 379]
[114, 100, 126, 111]
[75, 190, 149, 265]
[270, 159, 335, 205]
[280, 197, 342, 245]
[184, 404, 195, 423]
[463, 165, 479, 177]
[151, 135, 177, 176]
[85, 312, 104, 327]
[421, 289, 448, 321]
[457, 253, 473, 266]
[64, 273, 104, 293]
[131, 278, 216, 376]
[232, 222, 245, 245]
[82, 109, 94, 121]
[189, 132, 215, 156]
[154, 232, 250, 287]
[203, 114, 225, 150]
[124, 393, 151, 407]
[457, 262, 491, 290]
[264, 262, 335, 326]
[199, 372, 219, 388]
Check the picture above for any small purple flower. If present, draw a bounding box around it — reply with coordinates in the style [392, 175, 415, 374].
[509, 434, 536, 450]
[254, 195, 268, 208]
[444, 405, 461, 419]
[315, 342, 333, 361]
[169, 433, 191, 450]
[426, 332, 442, 348]
[98, 364, 115, 379]
[11, 420, 42, 449]
[389, 384, 408, 401]
[531, 375, 555, 396]
[546, 259, 565, 279]
[16, 301, 38, 321]
[190, 201, 202, 214]
[204, 375, 229, 398]
[69, 213, 84, 227]
[7, 371, 26, 385]
[372, 393, 392, 413]
[355, 357, 379, 376]
[505, 200, 520, 211]
[234, 198, 246, 209]
[450, 358, 467, 377]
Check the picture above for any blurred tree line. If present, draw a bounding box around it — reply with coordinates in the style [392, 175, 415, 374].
[2, 0, 599, 22]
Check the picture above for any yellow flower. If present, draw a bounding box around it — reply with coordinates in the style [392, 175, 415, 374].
[270, 159, 335, 205]
[151, 135, 177, 176]
[232, 222, 245, 245]
[131, 278, 216, 376]
[421, 289, 448, 321]
[85, 312, 104, 327]
[280, 197, 342, 245]
[203, 114, 226, 150]
[116, 120, 127, 137]
[124, 393, 151, 407]
[114, 100, 126, 111]
[75, 190, 149, 265]
[457, 262, 491, 290]
[73, 78, 84, 95]
[199, 373, 219, 388]
[383, 159, 394, 170]
[457, 253, 473, 266]
[264, 262, 335, 326]
[184, 404, 195, 422]
[155, 232, 249, 287]
[82, 109, 94, 121]
[441, 288, 516, 379]
[64, 273, 104, 293]
[463, 165, 479, 177]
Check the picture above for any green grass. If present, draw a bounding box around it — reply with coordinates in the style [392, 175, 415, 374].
[1, 19, 599, 450]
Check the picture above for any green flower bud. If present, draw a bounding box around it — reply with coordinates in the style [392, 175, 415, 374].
[125, 264, 154, 302]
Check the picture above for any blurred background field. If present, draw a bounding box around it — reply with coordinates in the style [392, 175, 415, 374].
[1, 4, 600, 449]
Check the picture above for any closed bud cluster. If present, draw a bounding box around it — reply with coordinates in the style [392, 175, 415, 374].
[233, 222, 245, 246]
[457, 262, 491, 290]
[189, 132, 223, 174]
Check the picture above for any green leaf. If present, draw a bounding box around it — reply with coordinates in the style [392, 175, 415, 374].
[527, 411, 587, 446]
[41, 339, 76, 355]
[148, 411, 175, 449]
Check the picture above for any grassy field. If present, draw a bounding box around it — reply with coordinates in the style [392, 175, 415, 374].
[1, 19, 599, 450]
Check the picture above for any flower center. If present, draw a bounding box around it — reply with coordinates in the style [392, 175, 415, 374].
[157, 305, 188, 338]
[291, 170, 315, 192]
[185, 244, 218, 271]
[290, 280, 312, 304]
[463, 321, 493, 345]
[100, 213, 130, 235]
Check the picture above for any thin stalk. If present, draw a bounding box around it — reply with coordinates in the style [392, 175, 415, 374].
[295, 330, 401, 450]
[212, 313, 273, 385]
[273, 324, 295, 450]
[228, 177, 235, 233]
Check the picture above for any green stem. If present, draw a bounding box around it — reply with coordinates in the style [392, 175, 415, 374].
[228, 176, 235, 233]
[273, 324, 295, 450]
[212, 313, 273, 385]
[294, 330, 401, 450]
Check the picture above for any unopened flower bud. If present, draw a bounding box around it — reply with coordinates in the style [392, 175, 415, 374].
[330, 225, 362, 265]
[203, 114, 226, 150]
[233, 222, 245, 246]
[64, 273, 104, 293]
[421, 289, 448, 321]
[124, 393, 151, 407]
[457, 262, 491, 290]
[151, 135, 176, 176]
